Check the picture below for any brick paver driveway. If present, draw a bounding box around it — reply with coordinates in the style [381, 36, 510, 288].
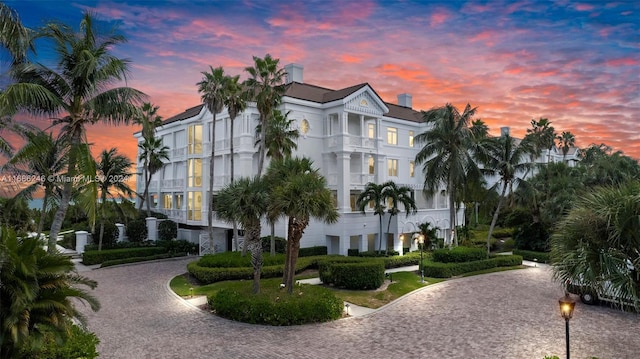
[80, 258, 639, 359]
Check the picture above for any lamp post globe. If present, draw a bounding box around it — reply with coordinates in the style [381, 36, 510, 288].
[559, 294, 576, 359]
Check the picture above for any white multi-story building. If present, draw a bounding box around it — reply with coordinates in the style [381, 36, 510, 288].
[134, 64, 463, 255]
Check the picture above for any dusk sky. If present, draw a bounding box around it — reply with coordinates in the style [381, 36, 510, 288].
[3, 0, 639, 171]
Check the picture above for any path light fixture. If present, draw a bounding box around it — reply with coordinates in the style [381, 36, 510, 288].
[413, 233, 425, 283]
[345, 303, 350, 316]
[559, 293, 576, 359]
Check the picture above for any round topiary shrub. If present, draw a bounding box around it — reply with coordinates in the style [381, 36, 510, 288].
[125, 219, 147, 242]
[158, 220, 177, 241]
[210, 285, 343, 325]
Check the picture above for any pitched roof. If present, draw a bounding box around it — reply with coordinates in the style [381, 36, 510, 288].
[162, 104, 204, 125]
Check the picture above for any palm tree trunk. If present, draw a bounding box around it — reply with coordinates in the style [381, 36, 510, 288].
[257, 114, 267, 177]
[282, 218, 293, 288]
[208, 113, 217, 252]
[144, 170, 153, 217]
[138, 164, 148, 211]
[487, 182, 508, 255]
[248, 226, 263, 294]
[98, 219, 105, 251]
[378, 214, 383, 252]
[449, 178, 457, 247]
[270, 223, 276, 256]
[36, 191, 48, 240]
[285, 217, 306, 294]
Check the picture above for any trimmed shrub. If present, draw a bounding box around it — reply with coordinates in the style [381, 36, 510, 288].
[82, 247, 166, 265]
[328, 262, 385, 289]
[318, 257, 368, 284]
[299, 246, 327, 257]
[157, 239, 198, 255]
[514, 222, 549, 252]
[100, 252, 185, 267]
[423, 255, 523, 278]
[197, 252, 286, 268]
[158, 220, 177, 241]
[491, 228, 514, 239]
[513, 249, 550, 263]
[91, 221, 119, 249]
[432, 246, 487, 263]
[383, 251, 422, 268]
[347, 249, 359, 256]
[188, 256, 317, 284]
[210, 285, 343, 325]
[261, 236, 286, 253]
[125, 219, 147, 242]
[359, 250, 399, 257]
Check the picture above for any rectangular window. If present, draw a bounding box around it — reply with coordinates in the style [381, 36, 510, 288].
[163, 194, 172, 209]
[368, 123, 375, 139]
[388, 159, 398, 177]
[188, 124, 202, 154]
[409, 160, 415, 177]
[187, 191, 202, 221]
[188, 158, 202, 187]
[350, 190, 362, 212]
[175, 194, 183, 209]
[387, 127, 397, 145]
[409, 131, 414, 147]
[368, 156, 375, 175]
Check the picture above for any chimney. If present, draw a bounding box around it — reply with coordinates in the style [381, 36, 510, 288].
[500, 126, 510, 136]
[397, 93, 412, 108]
[284, 63, 303, 84]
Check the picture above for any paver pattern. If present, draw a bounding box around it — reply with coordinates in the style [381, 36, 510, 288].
[80, 258, 640, 359]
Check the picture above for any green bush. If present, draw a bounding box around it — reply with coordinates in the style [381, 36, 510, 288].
[432, 246, 487, 263]
[317, 257, 368, 284]
[423, 255, 523, 278]
[91, 221, 119, 248]
[197, 251, 286, 268]
[514, 222, 549, 252]
[347, 249, 359, 256]
[125, 219, 147, 242]
[513, 249, 550, 263]
[491, 228, 513, 239]
[327, 262, 385, 290]
[100, 252, 186, 267]
[158, 220, 177, 241]
[359, 250, 399, 257]
[18, 324, 99, 359]
[84, 240, 155, 251]
[59, 231, 76, 250]
[187, 257, 317, 284]
[298, 246, 327, 257]
[261, 236, 286, 253]
[82, 247, 166, 265]
[157, 239, 198, 255]
[383, 252, 421, 268]
[210, 285, 343, 325]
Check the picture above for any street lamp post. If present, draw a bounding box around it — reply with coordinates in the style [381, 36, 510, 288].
[413, 233, 425, 283]
[559, 294, 576, 359]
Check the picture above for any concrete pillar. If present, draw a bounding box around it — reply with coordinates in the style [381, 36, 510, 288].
[337, 152, 351, 212]
[115, 223, 125, 242]
[146, 217, 157, 241]
[75, 231, 88, 254]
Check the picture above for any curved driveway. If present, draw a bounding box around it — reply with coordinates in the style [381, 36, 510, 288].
[80, 258, 640, 359]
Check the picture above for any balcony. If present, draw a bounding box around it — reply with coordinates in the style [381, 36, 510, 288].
[326, 135, 376, 151]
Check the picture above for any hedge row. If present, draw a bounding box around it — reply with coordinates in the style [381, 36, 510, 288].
[210, 286, 343, 326]
[513, 249, 551, 263]
[321, 261, 385, 290]
[299, 246, 327, 257]
[422, 255, 523, 278]
[100, 252, 187, 268]
[198, 252, 286, 268]
[82, 247, 167, 265]
[383, 251, 421, 268]
[432, 246, 487, 263]
[187, 257, 317, 284]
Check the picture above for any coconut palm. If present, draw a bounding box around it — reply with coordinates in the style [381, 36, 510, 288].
[138, 136, 168, 216]
[1, 12, 144, 252]
[0, 2, 32, 64]
[133, 103, 163, 211]
[0, 227, 100, 358]
[96, 148, 133, 250]
[382, 181, 417, 249]
[216, 176, 269, 294]
[265, 157, 338, 293]
[480, 133, 532, 254]
[414, 103, 482, 246]
[356, 182, 387, 251]
[557, 131, 575, 160]
[197, 66, 228, 249]
[551, 181, 640, 311]
[244, 54, 286, 176]
[525, 118, 556, 163]
[0, 116, 13, 157]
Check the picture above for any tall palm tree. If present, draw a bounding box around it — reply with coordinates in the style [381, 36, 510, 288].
[525, 118, 556, 164]
[96, 148, 133, 250]
[1, 12, 144, 252]
[382, 181, 417, 249]
[197, 66, 228, 250]
[480, 133, 532, 254]
[223, 74, 246, 252]
[133, 102, 162, 211]
[356, 182, 387, 251]
[7, 127, 67, 238]
[215, 176, 269, 294]
[265, 157, 338, 293]
[0, 227, 100, 358]
[244, 54, 286, 176]
[0, 2, 32, 64]
[414, 103, 481, 246]
[0, 116, 14, 157]
[557, 131, 576, 160]
[138, 137, 168, 216]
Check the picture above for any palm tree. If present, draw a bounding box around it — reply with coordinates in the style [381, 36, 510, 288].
[1, 13, 144, 252]
[557, 131, 576, 160]
[0, 116, 14, 157]
[7, 127, 67, 238]
[525, 118, 556, 163]
[134, 103, 162, 211]
[138, 137, 169, 216]
[356, 182, 387, 251]
[96, 148, 133, 250]
[0, 2, 32, 64]
[224, 74, 246, 251]
[480, 133, 532, 254]
[265, 157, 338, 293]
[414, 103, 481, 246]
[197, 66, 228, 250]
[0, 227, 100, 358]
[244, 54, 286, 176]
[255, 109, 300, 255]
[382, 181, 417, 250]
[215, 176, 269, 294]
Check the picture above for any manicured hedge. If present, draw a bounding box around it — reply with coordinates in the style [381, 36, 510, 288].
[432, 246, 487, 263]
[100, 252, 187, 268]
[210, 285, 343, 325]
[423, 255, 523, 278]
[187, 257, 316, 284]
[197, 252, 286, 268]
[513, 249, 550, 263]
[347, 249, 359, 256]
[327, 262, 385, 290]
[82, 247, 167, 265]
[299, 246, 327, 257]
[491, 228, 514, 239]
[383, 251, 421, 268]
[317, 257, 368, 284]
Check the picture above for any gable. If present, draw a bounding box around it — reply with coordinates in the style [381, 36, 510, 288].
[343, 87, 389, 116]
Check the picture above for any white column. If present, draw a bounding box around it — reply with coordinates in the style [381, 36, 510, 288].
[75, 231, 88, 254]
[337, 152, 351, 212]
[146, 217, 158, 241]
[115, 223, 125, 242]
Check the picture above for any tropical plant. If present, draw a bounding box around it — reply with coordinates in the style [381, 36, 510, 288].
[264, 157, 339, 293]
[137, 137, 169, 216]
[0, 2, 32, 64]
[524, 117, 556, 164]
[414, 103, 482, 246]
[133, 102, 163, 141]
[134, 103, 163, 212]
[0, 116, 13, 158]
[215, 176, 269, 294]
[0, 12, 144, 252]
[382, 181, 417, 245]
[0, 227, 100, 358]
[418, 221, 440, 249]
[96, 148, 133, 250]
[356, 182, 387, 251]
[244, 54, 286, 176]
[551, 181, 640, 311]
[557, 131, 575, 160]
